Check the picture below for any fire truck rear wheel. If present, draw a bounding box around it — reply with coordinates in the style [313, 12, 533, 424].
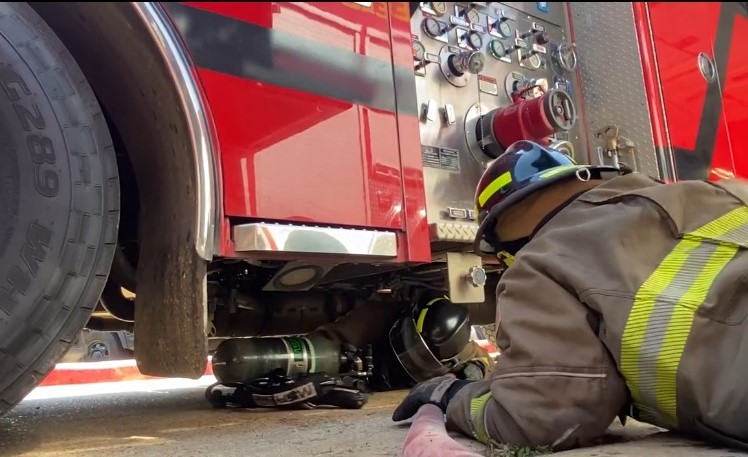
[0, 3, 119, 416]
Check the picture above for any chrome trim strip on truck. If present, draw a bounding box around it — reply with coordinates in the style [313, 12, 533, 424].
[132, 2, 219, 260]
[233, 223, 398, 257]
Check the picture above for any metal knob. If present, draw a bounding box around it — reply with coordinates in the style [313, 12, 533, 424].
[466, 266, 487, 287]
[536, 31, 550, 45]
[449, 50, 485, 76]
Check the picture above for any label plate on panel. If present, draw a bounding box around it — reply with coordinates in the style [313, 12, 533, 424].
[478, 75, 499, 95]
[422, 146, 461, 172]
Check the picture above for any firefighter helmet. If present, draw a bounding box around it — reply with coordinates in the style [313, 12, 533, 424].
[473, 140, 622, 255]
[388, 295, 471, 383]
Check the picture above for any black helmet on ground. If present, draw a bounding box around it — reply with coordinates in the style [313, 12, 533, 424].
[388, 294, 472, 383]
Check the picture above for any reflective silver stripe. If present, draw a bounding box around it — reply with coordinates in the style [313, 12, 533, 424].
[622, 210, 746, 428]
[687, 207, 748, 248]
[635, 241, 719, 424]
[494, 372, 606, 380]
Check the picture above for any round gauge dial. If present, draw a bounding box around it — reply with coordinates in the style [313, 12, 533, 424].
[423, 17, 442, 38]
[527, 53, 542, 70]
[413, 41, 426, 61]
[497, 19, 512, 38]
[467, 31, 483, 50]
[466, 9, 481, 25]
[489, 40, 506, 59]
[431, 2, 447, 16]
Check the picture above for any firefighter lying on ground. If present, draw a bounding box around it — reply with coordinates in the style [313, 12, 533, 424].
[391, 140, 748, 452]
[206, 291, 496, 410]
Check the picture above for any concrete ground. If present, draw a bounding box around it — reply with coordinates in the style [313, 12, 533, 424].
[0, 379, 745, 457]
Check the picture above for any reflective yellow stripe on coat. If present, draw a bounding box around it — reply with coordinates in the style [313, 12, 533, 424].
[620, 207, 748, 428]
[469, 392, 492, 444]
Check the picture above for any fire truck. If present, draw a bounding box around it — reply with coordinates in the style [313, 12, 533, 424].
[0, 1, 746, 414]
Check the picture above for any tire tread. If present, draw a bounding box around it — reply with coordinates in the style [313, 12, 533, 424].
[0, 3, 119, 415]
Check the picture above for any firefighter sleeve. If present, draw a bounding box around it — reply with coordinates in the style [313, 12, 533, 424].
[444, 251, 627, 451]
[311, 295, 405, 348]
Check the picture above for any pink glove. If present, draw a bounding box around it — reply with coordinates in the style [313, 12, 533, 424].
[402, 404, 484, 457]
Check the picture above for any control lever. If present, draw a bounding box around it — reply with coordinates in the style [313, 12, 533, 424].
[595, 125, 639, 171]
[520, 22, 546, 39]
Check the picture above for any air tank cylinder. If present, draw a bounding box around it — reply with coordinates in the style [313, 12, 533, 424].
[477, 88, 577, 158]
[211, 334, 342, 385]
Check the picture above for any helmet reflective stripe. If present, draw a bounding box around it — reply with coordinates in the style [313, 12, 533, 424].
[477, 170, 512, 207]
[538, 164, 583, 179]
[415, 296, 447, 333]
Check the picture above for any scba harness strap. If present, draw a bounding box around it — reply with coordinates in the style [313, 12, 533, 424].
[206, 371, 369, 410]
[249, 372, 332, 408]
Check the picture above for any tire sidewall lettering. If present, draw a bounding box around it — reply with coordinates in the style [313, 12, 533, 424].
[0, 68, 59, 199]
[0, 62, 64, 315]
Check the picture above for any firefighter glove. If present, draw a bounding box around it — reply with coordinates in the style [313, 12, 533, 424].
[391, 374, 472, 422]
[458, 361, 486, 381]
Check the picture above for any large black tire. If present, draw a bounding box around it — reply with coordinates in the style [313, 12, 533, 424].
[0, 3, 119, 415]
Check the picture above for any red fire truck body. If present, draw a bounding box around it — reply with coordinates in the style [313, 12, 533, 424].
[1, 1, 746, 415]
[172, 1, 748, 263]
[644, 2, 748, 182]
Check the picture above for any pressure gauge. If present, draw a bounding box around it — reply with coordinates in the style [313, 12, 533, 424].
[413, 40, 426, 61]
[431, 1, 447, 16]
[467, 31, 483, 50]
[496, 19, 512, 38]
[489, 40, 506, 59]
[526, 53, 542, 70]
[466, 9, 481, 25]
[423, 17, 443, 38]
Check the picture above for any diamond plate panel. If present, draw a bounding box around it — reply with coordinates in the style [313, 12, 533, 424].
[569, 3, 661, 179]
[430, 222, 479, 242]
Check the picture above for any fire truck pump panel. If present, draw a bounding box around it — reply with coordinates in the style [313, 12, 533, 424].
[412, 1, 586, 249]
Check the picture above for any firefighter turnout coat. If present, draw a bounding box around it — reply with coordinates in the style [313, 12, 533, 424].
[446, 172, 748, 451]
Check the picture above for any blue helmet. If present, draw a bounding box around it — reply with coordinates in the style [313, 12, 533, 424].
[473, 140, 623, 255]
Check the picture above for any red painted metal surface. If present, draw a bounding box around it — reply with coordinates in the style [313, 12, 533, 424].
[644, 2, 748, 180]
[39, 359, 214, 386]
[176, 2, 748, 265]
[631, 2, 673, 181]
[720, 12, 748, 179]
[195, 3, 403, 229]
[172, 2, 430, 262]
[386, 2, 431, 263]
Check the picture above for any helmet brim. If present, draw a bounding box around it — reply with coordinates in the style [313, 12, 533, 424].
[388, 316, 451, 383]
[473, 165, 624, 256]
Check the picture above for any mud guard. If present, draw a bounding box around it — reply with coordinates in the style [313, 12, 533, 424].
[134, 200, 208, 378]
